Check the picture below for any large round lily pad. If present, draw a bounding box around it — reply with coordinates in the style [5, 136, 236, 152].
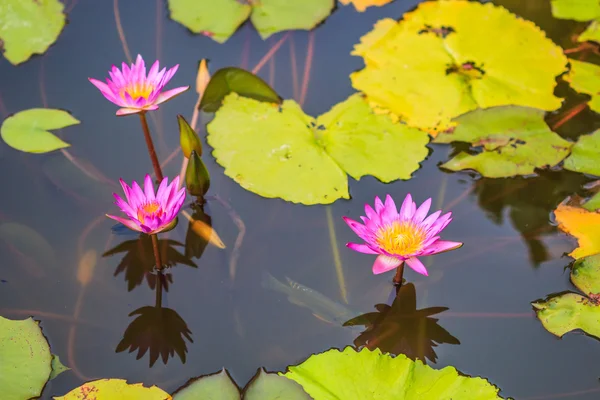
[0, 316, 52, 400]
[0, 0, 66, 65]
[565, 59, 600, 114]
[168, 0, 334, 43]
[282, 347, 504, 399]
[207, 93, 429, 204]
[434, 106, 572, 178]
[563, 129, 600, 176]
[351, 0, 567, 133]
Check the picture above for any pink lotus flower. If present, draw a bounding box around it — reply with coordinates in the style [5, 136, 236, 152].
[343, 194, 462, 276]
[107, 175, 186, 234]
[89, 54, 189, 116]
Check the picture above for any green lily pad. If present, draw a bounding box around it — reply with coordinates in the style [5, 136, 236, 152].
[533, 293, 600, 339]
[0, 316, 52, 400]
[200, 67, 281, 112]
[49, 354, 70, 380]
[533, 253, 600, 339]
[583, 191, 600, 211]
[173, 369, 240, 400]
[551, 0, 600, 43]
[168, 0, 334, 43]
[565, 59, 600, 113]
[1, 109, 79, 154]
[351, 0, 567, 133]
[434, 106, 572, 178]
[281, 347, 504, 399]
[0, 0, 66, 65]
[207, 93, 429, 204]
[173, 368, 310, 399]
[563, 129, 600, 176]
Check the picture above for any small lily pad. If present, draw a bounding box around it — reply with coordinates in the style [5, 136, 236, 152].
[0, 0, 67, 65]
[534, 254, 600, 339]
[351, 1, 567, 132]
[564, 59, 600, 114]
[200, 67, 281, 112]
[1, 109, 79, 154]
[207, 93, 429, 204]
[168, 0, 334, 43]
[49, 354, 70, 380]
[54, 379, 171, 399]
[0, 316, 52, 400]
[563, 129, 600, 176]
[434, 106, 572, 178]
[583, 191, 600, 211]
[173, 369, 240, 400]
[243, 368, 311, 400]
[281, 347, 504, 399]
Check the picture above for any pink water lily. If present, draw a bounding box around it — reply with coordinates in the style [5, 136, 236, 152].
[107, 175, 186, 234]
[343, 194, 462, 276]
[89, 54, 189, 116]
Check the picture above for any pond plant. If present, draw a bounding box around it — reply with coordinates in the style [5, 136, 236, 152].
[2, 0, 600, 398]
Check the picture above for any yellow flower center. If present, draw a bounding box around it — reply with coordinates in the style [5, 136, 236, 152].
[376, 221, 426, 256]
[137, 201, 162, 224]
[122, 83, 154, 100]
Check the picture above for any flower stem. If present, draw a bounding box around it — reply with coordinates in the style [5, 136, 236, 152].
[151, 234, 163, 271]
[393, 263, 404, 286]
[155, 270, 163, 308]
[138, 112, 164, 181]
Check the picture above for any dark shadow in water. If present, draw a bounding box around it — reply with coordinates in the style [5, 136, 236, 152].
[103, 234, 197, 292]
[116, 272, 193, 367]
[343, 282, 459, 364]
[473, 170, 590, 266]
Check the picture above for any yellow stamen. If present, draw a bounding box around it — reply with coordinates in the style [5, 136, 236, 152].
[121, 82, 154, 100]
[137, 201, 162, 224]
[376, 221, 426, 256]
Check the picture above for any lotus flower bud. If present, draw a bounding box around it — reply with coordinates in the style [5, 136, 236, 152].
[178, 115, 202, 158]
[186, 150, 210, 196]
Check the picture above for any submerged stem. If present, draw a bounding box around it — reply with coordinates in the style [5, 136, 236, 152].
[151, 233, 163, 271]
[139, 112, 164, 181]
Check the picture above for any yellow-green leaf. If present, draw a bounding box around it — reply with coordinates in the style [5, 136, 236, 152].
[339, 0, 394, 12]
[434, 106, 572, 178]
[206, 93, 429, 205]
[551, 0, 600, 43]
[1, 109, 79, 154]
[351, 0, 567, 133]
[565, 59, 600, 113]
[54, 379, 171, 400]
[533, 293, 600, 339]
[563, 129, 600, 176]
[0, 0, 66, 65]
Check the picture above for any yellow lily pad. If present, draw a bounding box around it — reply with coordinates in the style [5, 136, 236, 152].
[554, 204, 600, 259]
[54, 379, 171, 400]
[351, 0, 567, 133]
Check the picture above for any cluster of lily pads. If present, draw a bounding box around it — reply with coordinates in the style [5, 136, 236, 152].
[2, 0, 600, 398]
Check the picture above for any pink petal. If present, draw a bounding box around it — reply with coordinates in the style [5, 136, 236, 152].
[89, 78, 120, 104]
[421, 210, 442, 230]
[119, 178, 133, 204]
[423, 240, 463, 255]
[155, 177, 170, 202]
[406, 257, 428, 276]
[130, 181, 147, 208]
[347, 242, 378, 254]
[428, 212, 452, 236]
[413, 198, 432, 224]
[113, 193, 136, 217]
[106, 214, 142, 232]
[116, 107, 143, 116]
[381, 194, 398, 223]
[374, 196, 385, 214]
[343, 217, 372, 242]
[155, 86, 189, 105]
[372, 255, 403, 274]
[147, 60, 160, 83]
[364, 204, 380, 225]
[399, 194, 415, 220]
[143, 174, 156, 201]
[166, 188, 186, 213]
[141, 105, 160, 112]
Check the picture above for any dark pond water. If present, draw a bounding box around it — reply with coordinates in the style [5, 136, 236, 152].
[1, 0, 600, 398]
